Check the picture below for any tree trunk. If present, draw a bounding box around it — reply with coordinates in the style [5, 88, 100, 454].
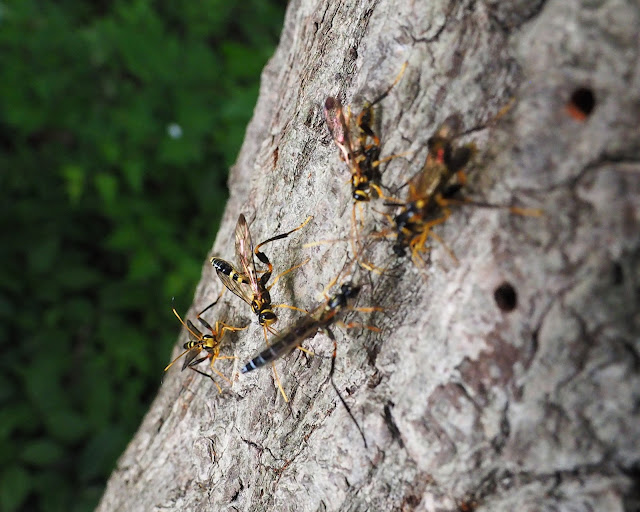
[97, 0, 640, 510]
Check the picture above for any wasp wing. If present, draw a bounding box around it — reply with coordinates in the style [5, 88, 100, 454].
[324, 97, 353, 164]
[164, 342, 203, 373]
[182, 346, 206, 370]
[234, 215, 262, 296]
[411, 153, 449, 200]
[409, 117, 465, 201]
[213, 262, 255, 308]
[185, 319, 203, 339]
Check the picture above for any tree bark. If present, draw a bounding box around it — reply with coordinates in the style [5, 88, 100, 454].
[97, 0, 640, 510]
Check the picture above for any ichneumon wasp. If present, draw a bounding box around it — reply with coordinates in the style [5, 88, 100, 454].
[210, 213, 311, 400]
[324, 62, 408, 259]
[210, 214, 312, 333]
[323, 61, 407, 204]
[384, 114, 476, 266]
[383, 111, 542, 268]
[164, 299, 246, 393]
[240, 282, 367, 372]
[240, 266, 381, 446]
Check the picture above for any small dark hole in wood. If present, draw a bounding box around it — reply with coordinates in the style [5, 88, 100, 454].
[567, 87, 595, 120]
[494, 282, 517, 312]
[612, 262, 624, 285]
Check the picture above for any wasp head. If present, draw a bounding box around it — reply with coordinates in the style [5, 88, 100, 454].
[255, 304, 277, 326]
[340, 283, 361, 300]
[352, 176, 371, 201]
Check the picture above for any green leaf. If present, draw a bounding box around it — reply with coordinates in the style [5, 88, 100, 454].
[82, 357, 113, 428]
[21, 440, 64, 466]
[78, 427, 127, 482]
[61, 164, 86, 204]
[55, 265, 101, 290]
[22, 359, 69, 415]
[26, 234, 60, 274]
[122, 159, 144, 193]
[64, 297, 94, 324]
[0, 465, 32, 512]
[94, 172, 118, 207]
[0, 292, 15, 319]
[71, 485, 103, 512]
[0, 373, 16, 405]
[128, 248, 161, 280]
[105, 223, 137, 251]
[0, 403, 32, 441]
[99, 139, 121, 165]
[33, 472, 71, 512]
[44, 410, 89, 444]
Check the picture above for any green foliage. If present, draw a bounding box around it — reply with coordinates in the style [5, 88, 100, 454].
[0, 0, 285, 510]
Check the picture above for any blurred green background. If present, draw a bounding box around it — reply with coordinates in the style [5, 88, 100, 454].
[0, 1, 286, 510]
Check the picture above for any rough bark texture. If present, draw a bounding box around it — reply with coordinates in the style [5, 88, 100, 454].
[97, 0, 640, 510]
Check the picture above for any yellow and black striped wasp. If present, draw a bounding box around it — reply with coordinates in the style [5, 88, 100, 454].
[323, 63, 408, 263]
[323, 62, 407, 204]
[210, 213, 311, 400]
[164, 299, 246, 392]
[210, 214, 311, 335]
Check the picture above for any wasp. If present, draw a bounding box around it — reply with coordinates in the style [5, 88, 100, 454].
[385, 112, 541, 267]
[240, 282, 365, 372]
[241, 278, 380, 446]
[324, 62, 407, 204]
[164, 300, 246, 392]
[323, 63, 408, 262]
[210, 213, 311, 400]
[211, 214, 311, 332]
[382, 114, 476, 266]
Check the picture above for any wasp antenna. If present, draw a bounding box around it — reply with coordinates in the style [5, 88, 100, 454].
[164, 346, 193, 372]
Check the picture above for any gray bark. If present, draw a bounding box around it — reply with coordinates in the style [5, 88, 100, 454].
[97, 0, 640, 510]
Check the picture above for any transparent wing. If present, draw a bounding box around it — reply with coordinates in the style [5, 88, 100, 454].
[234, 214, 261, 297]
[215, 264, 255, 308]
[409, 117, 462, 201]
[182, 346, 205, 370]
[410, 155, 448, 201]
[186, 320, 203, 339]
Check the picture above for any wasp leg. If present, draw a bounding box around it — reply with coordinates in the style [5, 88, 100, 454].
[267, 258, 310, 292]
[325, 329, 367, 448]
[272, 303, 309, 315]
[261, 324, 289, 403]
[188, 366, 223, 394]
[254, 216, 313, 275]
[196, 288, 226, 319]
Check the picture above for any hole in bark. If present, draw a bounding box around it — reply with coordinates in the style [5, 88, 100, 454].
[612, 261, 624, 285]
[494, 282, 517, 312]
[621, 464, 640, 511]
[566, 87, 595, 121]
